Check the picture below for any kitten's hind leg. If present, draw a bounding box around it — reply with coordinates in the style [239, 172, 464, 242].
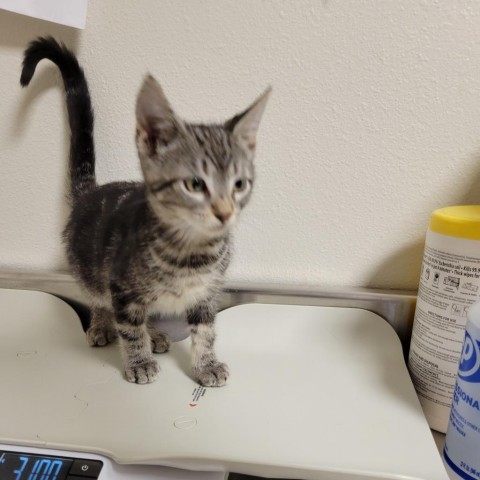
[86, 307, 118, 346]
[187, 301, 229, 387]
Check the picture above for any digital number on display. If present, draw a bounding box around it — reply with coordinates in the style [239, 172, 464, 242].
[0, 452, 73, 480]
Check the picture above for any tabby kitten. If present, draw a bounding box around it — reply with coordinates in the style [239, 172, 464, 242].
[20, 37, 270, 385]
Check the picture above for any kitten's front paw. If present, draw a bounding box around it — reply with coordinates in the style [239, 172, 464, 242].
[150, 331, 171, 353]
[125, 359, 160, 384]
[193, 362, 229, 387]
[86, 325, 118, 346]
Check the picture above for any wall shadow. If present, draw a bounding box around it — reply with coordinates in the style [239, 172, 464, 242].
[458, 166, 480, 205]
[367, 241, 424, 291]
[12, 57, 73, 272]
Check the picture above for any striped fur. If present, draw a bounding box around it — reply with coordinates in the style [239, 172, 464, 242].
[21, 37, 96, 200]
[21, 38, 270, 385]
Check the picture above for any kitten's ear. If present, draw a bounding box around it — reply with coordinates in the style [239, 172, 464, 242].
[225, 86, 271, 153]
[136, 74, 183, 156]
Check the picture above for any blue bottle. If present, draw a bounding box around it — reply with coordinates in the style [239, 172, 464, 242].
[443, 301, 480, 480]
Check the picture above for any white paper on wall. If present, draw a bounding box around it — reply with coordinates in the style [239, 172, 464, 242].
[0, 0, 88, 29]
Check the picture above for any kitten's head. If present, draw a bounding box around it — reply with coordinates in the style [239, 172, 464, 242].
[135, 75, 270, 242]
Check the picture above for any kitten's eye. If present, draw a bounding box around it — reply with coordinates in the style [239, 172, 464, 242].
[234, 179, 248, 192]
[184, 177, 207, 193]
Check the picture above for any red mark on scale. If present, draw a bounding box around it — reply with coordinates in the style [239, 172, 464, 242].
[189, 403, 197, 407]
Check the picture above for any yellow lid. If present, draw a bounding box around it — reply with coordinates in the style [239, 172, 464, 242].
[429, 206, 480, 240]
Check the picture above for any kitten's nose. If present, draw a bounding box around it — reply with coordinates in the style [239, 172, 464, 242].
[213, 210, 232, 224]
[212, 201, 233, 224]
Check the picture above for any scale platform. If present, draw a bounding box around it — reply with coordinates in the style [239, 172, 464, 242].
[0, 288, 447, 480]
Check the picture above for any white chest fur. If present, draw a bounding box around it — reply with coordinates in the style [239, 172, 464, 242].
[147, 270, 220, 315]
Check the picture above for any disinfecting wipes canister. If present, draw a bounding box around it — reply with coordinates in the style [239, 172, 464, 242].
[408, 206, 480, 433]
[443, 301, 480, 480]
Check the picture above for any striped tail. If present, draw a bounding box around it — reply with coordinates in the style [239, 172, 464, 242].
[20, 37, 96, 200]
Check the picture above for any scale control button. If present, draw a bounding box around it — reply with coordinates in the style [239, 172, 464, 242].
[69, 459, 103, 477]
[174, 416, 197, 429]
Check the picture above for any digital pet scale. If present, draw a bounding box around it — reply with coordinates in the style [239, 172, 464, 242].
[0, 288, 448, 480]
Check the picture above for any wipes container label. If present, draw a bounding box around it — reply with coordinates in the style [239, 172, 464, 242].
[408, 231, 480, 431]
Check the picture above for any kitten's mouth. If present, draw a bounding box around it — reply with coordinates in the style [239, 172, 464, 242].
[215, 216, 236, 230]
[206, 222, 230, 234]
[198, 219, 233, 236]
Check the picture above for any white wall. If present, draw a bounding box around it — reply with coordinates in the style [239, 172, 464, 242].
[1, 0, 480, 290]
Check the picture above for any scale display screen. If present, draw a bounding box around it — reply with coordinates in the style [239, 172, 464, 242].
[0, 451, 102, 479]
[0, 452, 72, 479]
